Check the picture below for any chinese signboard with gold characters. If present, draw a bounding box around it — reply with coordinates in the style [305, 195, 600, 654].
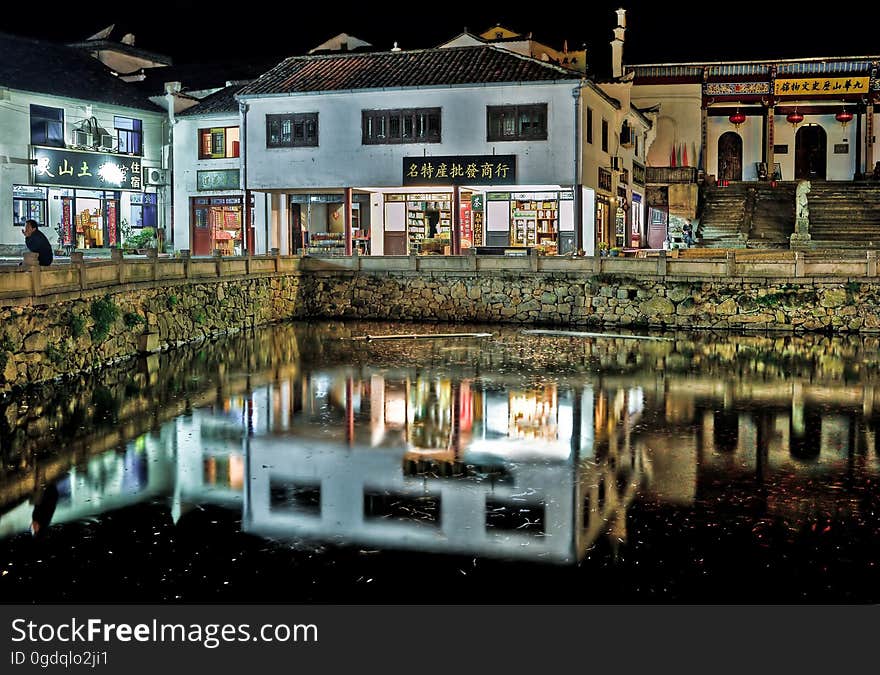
[403, 155, 516, 186]
[775, 77, 869, 96]
[32, 146, 144, 191]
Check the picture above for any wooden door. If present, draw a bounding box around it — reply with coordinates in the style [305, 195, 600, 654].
[191, 199, 213, 255]
[795, 125, 827, 179]
[718, 132, 743, 181]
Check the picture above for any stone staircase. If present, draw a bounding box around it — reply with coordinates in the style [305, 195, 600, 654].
[697, 181, 798, 249]
[696, 182, 749, 248]
[746, 182, 797, 248]
[805, 182, 880, 249]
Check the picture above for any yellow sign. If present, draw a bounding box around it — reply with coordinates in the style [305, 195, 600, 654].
[775, 77, 869, 96]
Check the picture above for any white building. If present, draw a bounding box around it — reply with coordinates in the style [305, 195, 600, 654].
[172, 82, 269, 255]
[226, 43, 649, 256]
[0, 32, 166, 254]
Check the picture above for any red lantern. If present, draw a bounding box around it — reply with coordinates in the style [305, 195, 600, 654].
[786, 110, 804, 127]
[836, 109, 854, 127]
[729, 110, 746, 128]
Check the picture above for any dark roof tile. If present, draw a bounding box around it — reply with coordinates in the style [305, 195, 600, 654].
[0, 32, 163, 111]
[178, 83, 250, 116]
[237, 45, 582, 96]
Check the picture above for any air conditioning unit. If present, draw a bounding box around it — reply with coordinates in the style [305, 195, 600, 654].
[610, 156, 622, 171]
[145, 168, 167, 185]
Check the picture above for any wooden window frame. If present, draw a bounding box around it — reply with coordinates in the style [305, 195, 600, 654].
[199, 126, 240, 159]
[114, 116, 143, 155]
[266, 113, 319, 148]
[601, 119, 609, 153]
[587, 107, 593, 144]
[486, 103, 548, 142]
[362, 108, 441, 145]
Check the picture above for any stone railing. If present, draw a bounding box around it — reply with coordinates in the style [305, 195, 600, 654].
[0, 249, 302, 302]
[298, 250, 880, 280]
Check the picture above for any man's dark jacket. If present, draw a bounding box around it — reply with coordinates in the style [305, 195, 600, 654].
[25, 228, 53, 266]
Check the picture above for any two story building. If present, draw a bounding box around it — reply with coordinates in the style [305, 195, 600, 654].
[225, 43, 650, 256]
[0, 32, 167, 254]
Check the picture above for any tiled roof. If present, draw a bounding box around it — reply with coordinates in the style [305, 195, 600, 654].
[66, 39, 173, 66]
[0, 32, 163, 111]
[178, 83, 250, 116]
[237, 45, 582, 97]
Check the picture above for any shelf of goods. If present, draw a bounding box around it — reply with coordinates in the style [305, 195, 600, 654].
[407, 199, 451, 254]
[308, 232, 345, 255]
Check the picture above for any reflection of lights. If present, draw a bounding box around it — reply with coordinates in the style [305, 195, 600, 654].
[628, 387, 644, 415]
[509, 388, 558, 441]
[98, 162, 125, 185]
[384, 395, 406, 426]
[312, 374, 332, 399]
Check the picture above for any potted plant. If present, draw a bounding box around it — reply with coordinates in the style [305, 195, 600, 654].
[598, 242, 609, 256]
[610, 246, 621, 257]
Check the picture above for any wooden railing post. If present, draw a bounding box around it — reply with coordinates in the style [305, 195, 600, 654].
[270, 247, 280, 274]
[214, 250, 223, 278]
[795, 251, 805, 277]
[867, 250, 877, 277]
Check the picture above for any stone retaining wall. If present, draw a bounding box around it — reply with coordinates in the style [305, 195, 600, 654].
[302, 270, 877, 333]
[0, 274, 304, 392]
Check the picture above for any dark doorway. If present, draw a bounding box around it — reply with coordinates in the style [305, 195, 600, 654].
[795, 125, 827, 180]
[290, 204, 303, 254]
[718, 132, 743, 181]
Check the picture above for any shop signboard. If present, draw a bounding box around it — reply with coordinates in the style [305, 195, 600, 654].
[32, 146, 143, 191]
[197, 169, 240, 191]
[775, 76, 869, 95]
[62, 197, 72, 245]
[460, 200, 473, 247]
[403, 155, 516, 185]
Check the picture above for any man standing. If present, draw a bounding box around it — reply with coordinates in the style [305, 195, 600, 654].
[23, 219, 53, 266]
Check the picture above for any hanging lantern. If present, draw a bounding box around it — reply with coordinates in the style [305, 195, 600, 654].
[786, 109, 804, 127]
[835, 109, 854, 128]
[728, 109, 746, 129]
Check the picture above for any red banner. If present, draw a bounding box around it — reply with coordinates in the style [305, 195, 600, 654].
[460, 201, 473, 247]
[106, 200, 117, 246]
[62, 197, 72, 245]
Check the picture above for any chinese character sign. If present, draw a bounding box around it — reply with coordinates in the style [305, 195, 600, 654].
[403, 155, 516, 185]
[775, 77, 869, 96]
[460, 200, 473, 247]
[32, 147, 145, 191]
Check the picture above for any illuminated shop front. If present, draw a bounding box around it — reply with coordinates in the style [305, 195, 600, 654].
[29, 146, 146, 249]
[191, 195, 252, 256]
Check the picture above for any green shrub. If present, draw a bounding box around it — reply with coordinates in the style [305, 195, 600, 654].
[123, 312, 146, 328]
[90, 295, 119, 342]
[167, 294, 179, 310]
[68, 313, 85, 338]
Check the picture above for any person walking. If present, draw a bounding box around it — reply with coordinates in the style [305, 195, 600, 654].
[23, 219, 53, 266]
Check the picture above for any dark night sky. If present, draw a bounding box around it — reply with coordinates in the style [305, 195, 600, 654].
[2, 1, 878, 76]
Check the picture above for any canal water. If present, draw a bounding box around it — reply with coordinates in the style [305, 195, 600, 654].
[1, 321, 879, 603]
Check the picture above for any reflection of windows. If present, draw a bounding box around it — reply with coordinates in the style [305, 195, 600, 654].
[266, 113, 318, 147]
[199, 126, 240, 158]
[362, 108, 441, 144]
[30, 104, 64, 147]
[363, 491, 441, 527]
[202, 454, 244, 490]
[486, 499, 545, 534]
[270, 482, 321, 515]
[487, 104, 548, 141]
[114, 116, 142, 155]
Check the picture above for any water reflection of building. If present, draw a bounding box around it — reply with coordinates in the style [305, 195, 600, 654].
[0, 430, 176, 539]
[236, 367, 648, 564]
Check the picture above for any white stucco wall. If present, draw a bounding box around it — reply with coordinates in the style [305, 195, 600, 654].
[630, 83, 702, 167]
[0, 88, 164, 249]
[241, 82, 579, 190]
[172, 112, 268, 253]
